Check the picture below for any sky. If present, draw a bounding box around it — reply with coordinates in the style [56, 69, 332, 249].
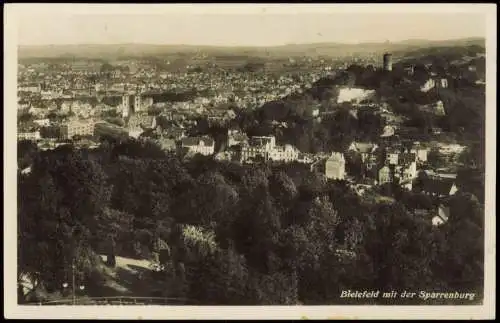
[13, 4, 488, 47]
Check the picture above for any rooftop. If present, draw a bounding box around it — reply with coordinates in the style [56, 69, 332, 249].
[420, 177, 457, 196]
[181, 136, 214, 147]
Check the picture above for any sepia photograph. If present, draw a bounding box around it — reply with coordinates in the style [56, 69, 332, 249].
[4, 3, 496, 320]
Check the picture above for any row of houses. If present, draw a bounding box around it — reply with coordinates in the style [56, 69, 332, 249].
[18, 118, 133, 141]
[175, 132, 316, 165]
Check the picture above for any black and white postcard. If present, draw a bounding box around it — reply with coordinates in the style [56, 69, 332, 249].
[4, 3, 496, 320]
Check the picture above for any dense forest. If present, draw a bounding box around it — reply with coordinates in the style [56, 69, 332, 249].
[18, 137, 484, 305]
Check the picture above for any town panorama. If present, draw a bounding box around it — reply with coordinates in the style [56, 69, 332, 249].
[17, 39, 486, 306]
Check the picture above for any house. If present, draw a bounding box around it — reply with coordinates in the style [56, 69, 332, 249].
[18, 83, 41, 93]
[381, 151, 417, 189]
[156, 138, 177, 152]
[337, 87, 376, 104]
[18, 131, 41, 141]
[404, 65, 415, 75]
[304, 105, 320, 118]
[227, 129, 249, 147]
[214, 151, 233, 161]
[28, 107, 49, 118]
[269, 144, 300, 163]
[249, 136, 276, 152]
[432, 204, 451, 226]
[239, 144, 269, 163]
[351, 183, 372, 196]
[20, 166, 32, 175]
[410, 146, 429, 163]
[397, 161, 417, 190]
[325, 152, 346, 180]
[162, 127, 186, 140]
[127, 115, 157, 138]
[181, 136, 215, 156]
[18, 101, 31, 112]
[399, 152, 417, 166]
[297, 153, 315, 164]
[431, 127, 443, 135]
[61, 120, 95, 139]
[386, 150, 399, 165]
[60, 101, 73, 114]
[418, 100, 446, 116]
[417, 177, 459, 197]
[311, 107, 320, 118]
[348, 142, 378, 164]
[414, 208, 431, 217]
[420, 78, 436, 92]
[381, 125, 395, 137]
[33, 119, 51, 127]
[436, 143, 466, 156]
[378, 165, 392, 185]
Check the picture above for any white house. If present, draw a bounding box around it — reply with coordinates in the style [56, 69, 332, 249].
[227, 129, 249, 147]
[18, 131, 41, 141]
[337, 87, 376, 104]
[378, 166, 392, 185]
[420, 79, 436, 92]
[181, 136, 215, 156]
[381, 125, 395, 137]
[325, 152, 346, 180]
[249, 136, 276, 152]
[269, 144, 300, 163]
[409, 143, 429, 163]
[297, 153, 315, 164]
[420, 178, 459, 197]
[33, 119, 51, 127]
[399, 161, 417, 190]
[386, 151, 399, 165]
[432, 204, 450, 227]
[348, 142, 378, 163]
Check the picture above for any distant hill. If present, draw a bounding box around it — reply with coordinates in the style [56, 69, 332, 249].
[18, 38, 485, 60]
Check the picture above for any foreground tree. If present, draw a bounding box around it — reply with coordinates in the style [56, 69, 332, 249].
[362, 202, 440, 301]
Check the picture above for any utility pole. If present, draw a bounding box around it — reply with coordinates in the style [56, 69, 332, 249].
[72, 258, 76, 305]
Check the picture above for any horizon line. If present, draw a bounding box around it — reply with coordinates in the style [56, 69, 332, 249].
[17, 36, 486, 49]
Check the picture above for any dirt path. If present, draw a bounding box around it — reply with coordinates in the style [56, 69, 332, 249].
[91, 255, 158, 297]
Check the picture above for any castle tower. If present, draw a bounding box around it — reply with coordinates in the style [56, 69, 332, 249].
[122, 95, 131, 119]
[383, 53, 393, 72]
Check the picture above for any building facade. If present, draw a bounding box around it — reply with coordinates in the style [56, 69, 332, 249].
[61, 120, 95, 139]
[386, 151, 399, 165]
[122, 93, 151, 118]
[248, 136, 276, 152]
[227, 129, 249, 147]
[420, 78, 436, 92]
[18, 131, 41, 141]
[411, 147, 429, 163]
[378, 165, 392, 185]
[432, 204, 450, 227]
[269, 144, 300, 163]
[325, 152, 346, 180]
[239, 145, 269, 162]
[181, 137, 215, 156]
